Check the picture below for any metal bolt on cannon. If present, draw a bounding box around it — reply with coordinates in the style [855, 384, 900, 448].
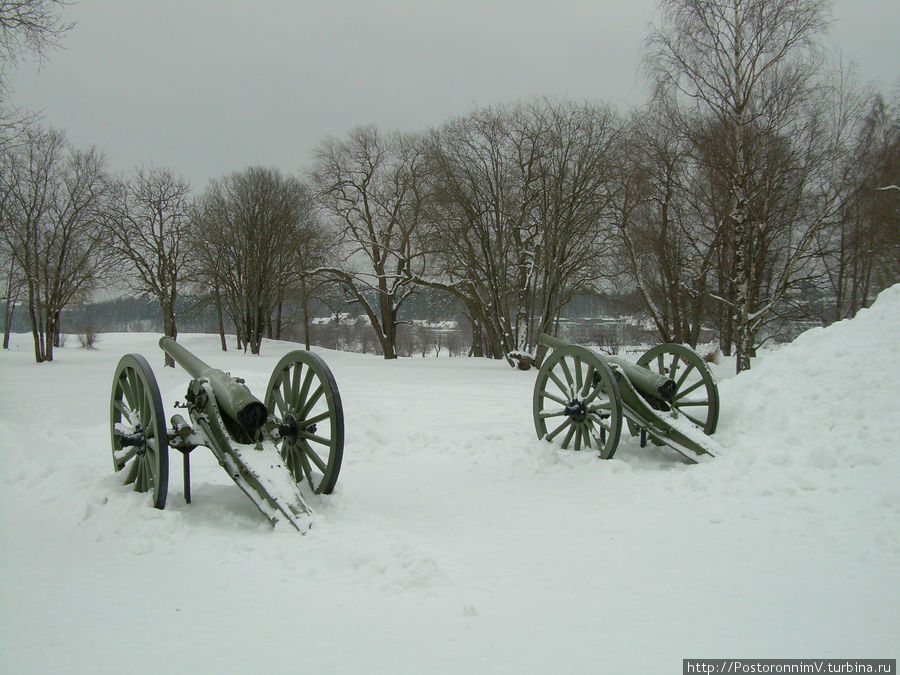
[532, 334, 721, 462]
[109, 337, 344, 532]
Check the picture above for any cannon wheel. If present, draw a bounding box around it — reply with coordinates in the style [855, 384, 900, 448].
[110, 354, 169, 509]
[265, 350, 344, 495]
[533, 345, 623, 459]
[637, 344, 720, 434]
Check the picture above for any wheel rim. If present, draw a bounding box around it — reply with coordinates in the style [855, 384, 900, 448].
[265, 350, 344, 494]
[636, 344, 720, 433]
[533, 345, 622, 459]
[110, 354, 169, 509]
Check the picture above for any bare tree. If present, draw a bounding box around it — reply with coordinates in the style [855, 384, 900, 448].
[821, 91, 900, 319]
[188, 218, 230, 351]
[528, 101, 621, 362]
[421, 106, 531, 359]
[422, 100, 620, 364]
[311, 125, 427, 359]
[612, 104, 722, 347]
[0, 0, 70, 68]
[0, 124, 108, 362]
[0, 233, 23, 347]
[290, 222, 334, 350]
[192, 167, 318, 355]
[1, 172, 22, 346]
[645, 0, 830, 371]
[0, 0, 72, 144]
[104, 166, 193, 367]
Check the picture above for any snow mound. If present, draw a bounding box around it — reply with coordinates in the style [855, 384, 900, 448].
[718, 283, 900, 475]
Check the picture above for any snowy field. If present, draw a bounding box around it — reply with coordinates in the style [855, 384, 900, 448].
[1, 287, 898, 674]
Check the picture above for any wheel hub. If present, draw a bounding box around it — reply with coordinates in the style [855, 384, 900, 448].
[119, 425, 147, 455]
[564, 399, 587, 423]
[278, 414, 298, 439]
[277, 414, 319, 440]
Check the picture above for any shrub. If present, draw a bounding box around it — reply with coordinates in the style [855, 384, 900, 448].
[78, 326, 98, 349]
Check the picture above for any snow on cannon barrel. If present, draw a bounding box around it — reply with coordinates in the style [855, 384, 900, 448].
[533, 334, 720, 463]
[109, 338, 344, 532]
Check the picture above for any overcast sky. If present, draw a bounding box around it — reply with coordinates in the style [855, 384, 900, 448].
[7, 0, 899, 190]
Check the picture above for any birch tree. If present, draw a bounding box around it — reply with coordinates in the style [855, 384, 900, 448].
[645, 0, 830, 371]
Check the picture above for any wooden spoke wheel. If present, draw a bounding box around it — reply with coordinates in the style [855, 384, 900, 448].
[265, 351, 344, 495]
[533, 345, 623, 459]
[110, 354, 169, 509]
[637, 344, 720, 434]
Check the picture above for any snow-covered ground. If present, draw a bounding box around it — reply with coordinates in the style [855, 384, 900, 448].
[1, 287, 898, 673]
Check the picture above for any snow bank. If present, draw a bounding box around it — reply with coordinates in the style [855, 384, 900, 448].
[720, 283, 900, 469]
[702, 282, 900, 536]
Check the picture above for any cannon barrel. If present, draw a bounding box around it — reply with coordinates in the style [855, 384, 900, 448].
[538, 333, 676, 404]
[159, 336, 268, 431]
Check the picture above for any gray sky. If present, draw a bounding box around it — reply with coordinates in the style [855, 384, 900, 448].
[8, 0, 899, 190]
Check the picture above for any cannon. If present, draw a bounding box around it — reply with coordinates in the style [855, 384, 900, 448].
[109, 337, 344, 532]
[532, 334, 720, 462]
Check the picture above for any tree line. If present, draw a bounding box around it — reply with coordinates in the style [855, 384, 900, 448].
[1, 0, 897, 371]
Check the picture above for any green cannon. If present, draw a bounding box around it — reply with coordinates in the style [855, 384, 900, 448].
[533, 334, 720, 462]
[109, 337, 344, 532]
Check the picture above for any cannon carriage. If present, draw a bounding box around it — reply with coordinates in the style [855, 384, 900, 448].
[109, 337, 344, 532]
[532, 334, 720, 462]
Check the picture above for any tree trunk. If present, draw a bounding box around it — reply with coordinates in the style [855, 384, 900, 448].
[378, 288, 398, 360]
[731, 112, 753, 374]
[27, 282, 45, 363]
[51, 310, 62, 349]
[301, 289, 311, 350]
[275, 301, 283, 341]
[161, 299, 177, 368]
[469, 315, 484, 357]
[3, 259, 18, 349]
[47, 310, 59, 360]
[3, 297, 15, 349]
[214, 286, 227, 351]
[250, 305, 264, 354]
